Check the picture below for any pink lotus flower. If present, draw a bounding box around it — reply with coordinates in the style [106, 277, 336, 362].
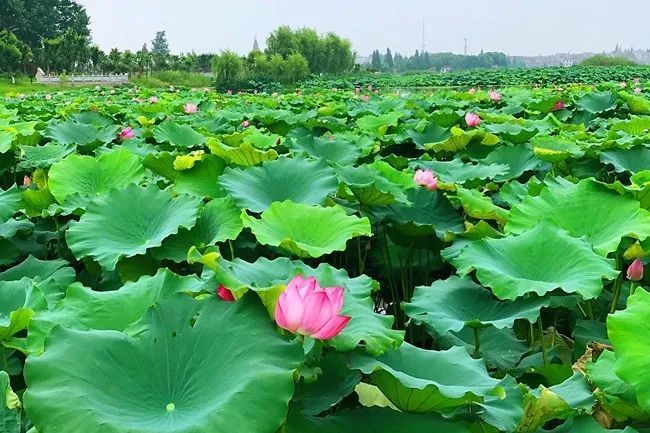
[620, 81, 628, 89]
[489, 90, 502, 102]
[367, 85, 373, 91]
[118, 127, 135, 141]
[465, 112, 482, 127]
[241, 120, 250, 128]
[227, 90, 233, 95]
[184, 103, 198, 114]
[627, 259, 644, 281]
[217, 284, 235, 301]
[468, 88, 476, 94]
[23, 176, 32, 187]
[361, 95, 370, 102]
[413, 169, 439, 190]
[149, 96, 159, 103]
[634, 87, 643, 94]
[552, 100, 566, 111]
[275, 275, 351, 340]
[355, 86, 361, 93]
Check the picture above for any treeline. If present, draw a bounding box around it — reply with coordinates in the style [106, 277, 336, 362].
[369, 48, 511, 72]
[212, 27, 355, 90]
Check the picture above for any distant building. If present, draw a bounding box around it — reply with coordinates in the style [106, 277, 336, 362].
[440, 66, 452, 73]
[252, 36, 259, 51]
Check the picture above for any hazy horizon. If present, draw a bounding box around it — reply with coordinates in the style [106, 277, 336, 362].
[78, 0, 650, 57]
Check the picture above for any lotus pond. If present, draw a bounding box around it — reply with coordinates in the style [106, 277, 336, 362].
[1, 83, 650, 432]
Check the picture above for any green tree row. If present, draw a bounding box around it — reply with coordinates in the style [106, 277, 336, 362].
[370, 48, 511, 72]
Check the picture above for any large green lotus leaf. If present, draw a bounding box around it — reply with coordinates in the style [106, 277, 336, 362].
[48, 148, 146, 203]
[356, 112, 401, 135]
[575, 91, 618, 114]
[456, 187, 509, 224]
[203, 256, 403, 355]
[518, 374, 595, 432]
[207, 139, 278, 166]
[550, 417, 639, 433]
[600, 146, 650, 174]
[609, 117, 650, 136]
[349, 343, 501, 413]
[608, 289, 650, 413]
[144, 152, 226, 198]
[1, 121, 39, 146]
[24, 295, 302, 433]
[66, 184, 201, 271]
[152, 197, 243, 262]
[415, 158, 509, 184]
[219, 157, 338, 212]
[403, 276, 548, 335]
[285, 407, 473, 433]
[484, 123, 539, 144]
[621, 93, 650, 115]
[424, 126, 500, 153]
[0, 371, 21, 433]
[371, 188, 464, 237]
[336, 165, 407, 206]
[18, 143, 75, 170]
[287, 131, 362, 166]
[479, 144, 546, 181]
[506, 178, 650, 255]
[26, 269, 211, 354]
[0, 279, 47, 341]
[241, 201, 371, 258]
[45, 119, 118, 146]
[0, 131, 13, 153]
[0, 256, 75, 305]
[406, 123, 451, 148]
[450, 224, 618, 300]
[297, 352, 361, 416]
[0, 218, 31, 239]
[0, 186, 20, 223]
[153, 120, 206, 148]
[531, 135, 584, 163]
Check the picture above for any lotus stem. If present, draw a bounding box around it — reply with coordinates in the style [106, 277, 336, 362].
[538, 319, 548, 366]
[610, 255, 624, 314]
[472, 327, 481, 359]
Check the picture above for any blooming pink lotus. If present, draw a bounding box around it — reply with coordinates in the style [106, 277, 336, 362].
[275, 275, 351, 340]
[414, 169, 439, 190]
[634, 87, 643, 94]
[149, 96, 159, 103]
[468, 88, 477, 94]
[627, 259, 644, 281]
[361, 95, 370, 102]
[465, 112, 482, 127]
[552, 100, 566, 112]
[184, 103, 198, 114]
[620, 81, 628, 89]
[23, 176, 32, 187]
[241, 120, 251, 128]
[118, 127, 135, 141]
[217, 284, 235, 301]
[489, 90, 502, 102]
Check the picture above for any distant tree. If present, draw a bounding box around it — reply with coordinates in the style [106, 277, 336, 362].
[581, 55, 636, 66]
[384, 48, 394, 70]
[0, 30, 32, 74]
[283, 52, 310, 83]
[196, 53, 215, 73]
[88, 45, 105, 72]
[371, 50, 382, 71]
[135, 44, 151, 75]
[40, 28, 89, 73]
[266, 26, 298, 59]
[294, 28, 323, 73]
[0, 0, 90, 50]
[151, 31, 170, 70]
[212, 50, 246, 90]
[321, 33, 354, 74]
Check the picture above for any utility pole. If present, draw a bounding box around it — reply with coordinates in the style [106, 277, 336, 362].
[464, 38, 468, 55]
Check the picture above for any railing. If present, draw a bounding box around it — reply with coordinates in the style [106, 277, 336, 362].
[36, 74, 130, 84]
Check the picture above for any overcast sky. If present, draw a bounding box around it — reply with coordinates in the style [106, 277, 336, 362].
[78, 0, 649, 57]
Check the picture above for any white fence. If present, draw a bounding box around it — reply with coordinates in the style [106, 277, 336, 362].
[36, 74, 129, 85]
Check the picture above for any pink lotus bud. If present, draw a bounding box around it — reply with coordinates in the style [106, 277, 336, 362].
[23, 176, 32, 187]
[465, 112, 482, 127]
[627, 259, 644, 281]
[413, 169, 439, 190]
[149, 96, 159, 103]
[489, 90, 502, 102]
[552, 100, 566, 111]
[184, 103, 198, 114]
[217, 284, 235, 301]
[118, 127, 135, 141]
[468, 88, 476, 94]
[634, 87, 642, 94]
[241, 120, 250, 128]
[274, 275, 351, 340]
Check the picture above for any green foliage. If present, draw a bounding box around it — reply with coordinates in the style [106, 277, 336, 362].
[0, 31, 32, 74]
[581, 55, 636, 67]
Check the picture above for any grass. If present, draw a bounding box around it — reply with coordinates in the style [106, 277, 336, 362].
[131, 71, 213, 88]
[0, 78, 99, 96]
